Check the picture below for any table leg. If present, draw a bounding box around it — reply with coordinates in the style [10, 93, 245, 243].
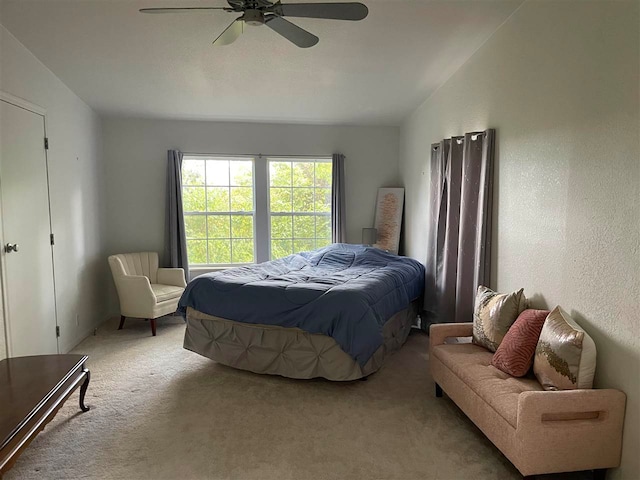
[79, 366, 90, 412]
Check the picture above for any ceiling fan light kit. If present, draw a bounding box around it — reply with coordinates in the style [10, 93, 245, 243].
[140, 1, 368, 48]
[242, 10, 265, 26]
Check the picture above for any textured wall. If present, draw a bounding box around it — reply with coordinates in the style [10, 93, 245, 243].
[0, 25, 109, 355]
[399, 1, 639, 478]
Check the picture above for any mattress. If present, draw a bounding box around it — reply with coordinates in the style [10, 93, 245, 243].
[183, 300, 419, 381]
[178, 244, 425, 366]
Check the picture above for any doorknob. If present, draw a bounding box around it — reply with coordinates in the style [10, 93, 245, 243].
[4, 243, 19, 253]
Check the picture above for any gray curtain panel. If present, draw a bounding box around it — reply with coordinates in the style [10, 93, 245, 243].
[423, 129, 495, 324]
[331, 153, 346, 243]
[165, 149, 189, 280]
[423, 139, 449, 323]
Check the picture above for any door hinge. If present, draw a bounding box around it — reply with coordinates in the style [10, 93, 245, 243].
[56, 325, 60, 337]
[50, 233, 55, 245]
[44, 137, 49, 150]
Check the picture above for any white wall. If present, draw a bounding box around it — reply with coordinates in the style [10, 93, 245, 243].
[399, 1, 639, 478]
[102, 118, 399, 309]
[0, 25, 109, 356]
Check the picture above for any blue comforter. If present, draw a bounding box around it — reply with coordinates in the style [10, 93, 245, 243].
[178, 244, 425, 366]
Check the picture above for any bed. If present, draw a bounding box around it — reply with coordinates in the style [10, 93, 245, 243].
[178, 244, 425, 381]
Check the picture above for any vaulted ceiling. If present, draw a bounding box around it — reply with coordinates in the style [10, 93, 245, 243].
[0, 0, 522, 125]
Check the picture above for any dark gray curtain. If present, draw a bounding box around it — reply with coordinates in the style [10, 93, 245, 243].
[423, 139, 449, 323]
[331, 153, 346, 243]
[165, 149, 189, 280]
[424, 129, 494, 325]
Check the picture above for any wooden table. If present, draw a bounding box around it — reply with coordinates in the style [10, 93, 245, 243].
[0, 354, 90, 474]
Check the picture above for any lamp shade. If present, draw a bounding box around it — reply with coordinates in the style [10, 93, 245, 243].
[362, 228, 378, 246]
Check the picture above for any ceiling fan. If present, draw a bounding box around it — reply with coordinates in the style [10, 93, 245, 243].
[140, 1, 368, 48]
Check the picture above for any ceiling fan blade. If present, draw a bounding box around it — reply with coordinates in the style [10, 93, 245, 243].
[213, 19, 244, 45]
[276, 2, 368, 21]
[139, 7, 228, 14]
[265, 15, 318, 48]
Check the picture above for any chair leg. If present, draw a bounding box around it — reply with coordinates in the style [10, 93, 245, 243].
[118, 315, 126, 330]
[435, 383, 443, 398]
[150, 318, 157, 336]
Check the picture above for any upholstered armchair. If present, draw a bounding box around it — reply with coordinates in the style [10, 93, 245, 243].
[108, 252, 186, 336]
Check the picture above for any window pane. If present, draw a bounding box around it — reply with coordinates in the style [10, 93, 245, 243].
[316, 216, 331, 239]
[315, 188, 331, 213]
[187, 240, 207, 265]
[185, 215, 207, 239]
[207, 187, 230, 212]
[183, 187, 206, 212]
[271, 216, 292, 239]
[230, 187, 253, 212]
[316, 238, 332, 249]
[183, 160, 205, 186]
[270, 162, 292, 187]
[294, 239, 315, 253]
[293, 188, 314, 213]
[184, 156, 331, 266]
[293, 216, 315, 238]
[208, 239, 231, 264]
[293, 162, 314, 187]
[207, 215, 230, 239]
[206, 160, 229, 186]
[231, 215, 253, 238]
[271, 239, 293, 260]
[315, 162, 332, 187]
[232, 239, 254, 263]
[230, 161, 253, 186]
[270, 188, 292, 212]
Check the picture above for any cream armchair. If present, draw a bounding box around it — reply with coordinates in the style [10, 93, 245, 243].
[108, 252, 186, 336]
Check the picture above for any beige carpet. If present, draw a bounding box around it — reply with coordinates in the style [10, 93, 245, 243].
[5, 317, 588, 480]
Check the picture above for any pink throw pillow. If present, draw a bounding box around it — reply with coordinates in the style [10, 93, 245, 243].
[491, 309, 550, 377]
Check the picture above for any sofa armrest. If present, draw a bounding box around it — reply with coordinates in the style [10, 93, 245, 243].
[429, 323, 473, 349]
[157, 268, 187, 288]
[515, 389, 627, 473]
[517, 389, 626, 429]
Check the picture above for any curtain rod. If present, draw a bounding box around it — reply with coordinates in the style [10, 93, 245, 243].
[432, 131, 487, 149]
[182, 152, 337, 159]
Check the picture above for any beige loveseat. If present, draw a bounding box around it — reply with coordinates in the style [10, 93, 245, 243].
[429, 323, 626, 479]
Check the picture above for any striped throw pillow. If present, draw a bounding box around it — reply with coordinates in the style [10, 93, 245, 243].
[491, 309, 550, 377]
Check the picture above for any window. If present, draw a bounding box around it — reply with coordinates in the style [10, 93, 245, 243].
[182, 157, 255, 266]
[182, 155, 332, 267]
[269, 159, 332, 259]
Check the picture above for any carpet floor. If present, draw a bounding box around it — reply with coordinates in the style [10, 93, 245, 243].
[5, 317, 590, 480]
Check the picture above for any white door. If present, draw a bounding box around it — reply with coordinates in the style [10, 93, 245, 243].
[0, 97, 58, 356]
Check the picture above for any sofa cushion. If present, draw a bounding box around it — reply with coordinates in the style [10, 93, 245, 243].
[533, 306, 597, 390]
[491, 309, 550, 377]
[151, 284, 184, 303]
[432, 343, 543, 427]
[472, 286, 527, 352]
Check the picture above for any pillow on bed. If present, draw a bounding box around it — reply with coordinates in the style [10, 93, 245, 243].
[533, 306, 597, 390]
[472, 285, 527, 352]
[491, 309, 549, 377]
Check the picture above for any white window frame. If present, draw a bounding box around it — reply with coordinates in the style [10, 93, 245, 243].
[182, 155, 257, 269]
[182, 154, 332, 269]
[266, 157, 332, 260]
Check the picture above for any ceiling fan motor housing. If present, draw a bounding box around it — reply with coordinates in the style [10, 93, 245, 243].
[243, 10, 265, 26]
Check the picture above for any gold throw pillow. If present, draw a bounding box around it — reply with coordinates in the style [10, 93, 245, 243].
[533, 306, 597, 390]
[472, 285, 527, 352]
